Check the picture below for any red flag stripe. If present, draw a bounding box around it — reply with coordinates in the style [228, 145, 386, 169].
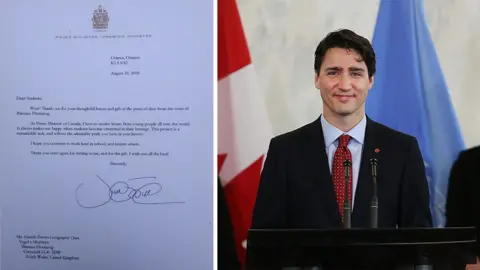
[222, 155, 265, 265]
[218, 154, 228, 172]
[218, 0, 273, 266]
[218, 0, 251, 81]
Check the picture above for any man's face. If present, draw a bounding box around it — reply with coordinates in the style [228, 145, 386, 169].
[315, 48, 374, 117]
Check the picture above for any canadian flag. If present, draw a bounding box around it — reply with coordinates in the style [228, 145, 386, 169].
[218, 0, 273, 265]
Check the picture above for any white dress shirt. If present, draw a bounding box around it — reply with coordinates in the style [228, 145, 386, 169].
[320, 114, 367, 209]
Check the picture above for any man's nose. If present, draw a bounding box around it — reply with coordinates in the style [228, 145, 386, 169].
[338, 74, 352, 90]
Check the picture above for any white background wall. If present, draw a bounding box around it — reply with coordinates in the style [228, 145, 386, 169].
[237, 0, 480, 149]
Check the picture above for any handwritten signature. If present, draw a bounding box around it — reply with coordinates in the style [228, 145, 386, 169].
[76, 175, 185, 208]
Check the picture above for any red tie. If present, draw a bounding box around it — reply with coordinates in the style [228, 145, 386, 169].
[332, 134, 352, 222]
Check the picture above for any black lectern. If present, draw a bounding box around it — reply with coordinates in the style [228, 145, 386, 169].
[246, 227, 476, 270]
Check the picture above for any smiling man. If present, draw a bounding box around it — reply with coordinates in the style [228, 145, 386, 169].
[251, 29, 432, 230]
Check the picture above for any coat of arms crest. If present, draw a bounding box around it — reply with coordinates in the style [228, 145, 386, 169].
[92, 5, 109, 30]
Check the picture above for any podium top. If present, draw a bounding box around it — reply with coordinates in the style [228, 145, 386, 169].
[247, 227, 476, 248]
[246, 227, 477, 268]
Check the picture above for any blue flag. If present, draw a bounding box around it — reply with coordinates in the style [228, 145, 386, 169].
[365, 0, 465, 227]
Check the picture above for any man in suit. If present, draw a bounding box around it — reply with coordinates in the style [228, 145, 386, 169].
[251, 29, 432, 230]
[446, 146, 480, 269]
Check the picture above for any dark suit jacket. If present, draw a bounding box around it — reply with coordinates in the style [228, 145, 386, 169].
[446, 146, 480, 257]
[251, 116, 432, 229]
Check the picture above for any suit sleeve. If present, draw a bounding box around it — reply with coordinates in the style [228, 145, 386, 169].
[398, 137, 433, 227]
[251, 137, 288, 229]
[445, 151, 471, 227]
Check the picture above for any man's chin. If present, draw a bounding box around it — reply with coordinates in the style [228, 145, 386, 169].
[334, 109, 356, 117]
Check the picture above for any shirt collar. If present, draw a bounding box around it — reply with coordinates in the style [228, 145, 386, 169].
[320, 114, 366, 147]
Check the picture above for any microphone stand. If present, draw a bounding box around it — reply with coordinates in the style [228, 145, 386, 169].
[343, 159, 352, 229]
[370, 158, 379, 228]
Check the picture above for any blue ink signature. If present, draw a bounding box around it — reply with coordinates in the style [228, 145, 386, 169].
[76, 175, 185, 208]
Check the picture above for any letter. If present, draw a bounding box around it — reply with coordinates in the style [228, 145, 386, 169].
[0, 1, 212, 269]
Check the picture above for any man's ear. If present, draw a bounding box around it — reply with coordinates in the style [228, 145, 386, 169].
[368, 75, 374, 89]
[314, 72, 320, 89]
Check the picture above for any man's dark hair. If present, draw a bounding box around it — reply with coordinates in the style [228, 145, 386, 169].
[314, 29, 376, 78]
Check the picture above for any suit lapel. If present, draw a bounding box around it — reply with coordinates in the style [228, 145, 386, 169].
[304, 117, 342, 226]
[352, 116, 376, 227]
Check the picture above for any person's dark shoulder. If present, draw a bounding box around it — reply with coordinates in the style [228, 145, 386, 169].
[269, 118, 318, 148]
[458, 145, 480, 160]
[370, 119, 417, 148]
[454, 145, 480, 169]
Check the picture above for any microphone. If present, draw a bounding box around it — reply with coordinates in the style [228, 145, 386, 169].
[343, 159, 352, 229]
[369, 158, 379, 228]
